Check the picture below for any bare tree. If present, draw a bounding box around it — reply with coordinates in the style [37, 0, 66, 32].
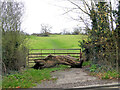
[40, 23, 52, 36]
[72, 26, 82, 35]
[62, 28, 71, 35]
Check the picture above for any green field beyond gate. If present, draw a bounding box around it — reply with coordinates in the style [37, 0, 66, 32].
[28, 35, 87, 50]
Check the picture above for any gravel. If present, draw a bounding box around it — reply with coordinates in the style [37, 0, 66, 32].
[33, 68, 118, 89]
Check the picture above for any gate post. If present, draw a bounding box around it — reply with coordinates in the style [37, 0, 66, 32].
[54, 49, 55, 55]
[80, 49, 82, 60]
[41, 49, 42, 59]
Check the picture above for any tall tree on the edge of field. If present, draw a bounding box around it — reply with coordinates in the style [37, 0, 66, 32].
[40, 23, 52, 36]
[72, 27, 82, 35]
[93, 1, 110, 59]
[1, 1, 28, 74]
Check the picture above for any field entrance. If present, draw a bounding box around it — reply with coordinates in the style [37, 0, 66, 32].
[27, 49, 82, 67]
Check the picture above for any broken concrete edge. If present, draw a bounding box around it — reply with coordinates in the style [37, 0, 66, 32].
[68, 83, 120, 89]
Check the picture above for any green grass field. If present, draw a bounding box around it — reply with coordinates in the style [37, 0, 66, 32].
[28, 35, 87, 49]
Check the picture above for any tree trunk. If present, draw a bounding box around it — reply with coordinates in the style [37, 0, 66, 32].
[32, 55, 84, 69]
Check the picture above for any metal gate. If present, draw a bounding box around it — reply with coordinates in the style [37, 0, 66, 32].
[27, 49, 82, 67]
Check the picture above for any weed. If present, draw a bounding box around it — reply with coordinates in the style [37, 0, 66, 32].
[82, 61, 91, 66]
[90, 64, 97, 72]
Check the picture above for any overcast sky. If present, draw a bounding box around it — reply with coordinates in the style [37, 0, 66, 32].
[20, 0, 117, 34]
[21, 0, 86, 34]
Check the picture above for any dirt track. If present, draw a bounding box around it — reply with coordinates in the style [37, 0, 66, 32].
[33, 68, 118, 89]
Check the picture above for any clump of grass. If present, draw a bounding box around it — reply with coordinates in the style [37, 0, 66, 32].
[90, 64, 97, 72]
[2, 65, 70, 88]
[82, 61, 91, 66]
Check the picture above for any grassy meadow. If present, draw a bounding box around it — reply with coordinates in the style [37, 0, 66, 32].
[28, 35, 87, 49]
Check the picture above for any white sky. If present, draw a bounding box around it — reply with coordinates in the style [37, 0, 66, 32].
[19, 0, 117, 34]
[21, 0, 85, 34]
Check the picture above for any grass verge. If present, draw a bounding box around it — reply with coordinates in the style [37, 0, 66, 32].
[2, 65, 70, 88]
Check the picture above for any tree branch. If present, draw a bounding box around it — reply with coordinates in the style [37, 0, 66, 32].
[67, 0, 90, 16]
[82, 0, 91, 12]
[62, 8, 78, 15]
[79, 16, 90, 30]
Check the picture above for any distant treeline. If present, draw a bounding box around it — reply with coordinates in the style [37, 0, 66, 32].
[31, 31, 87, 36]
